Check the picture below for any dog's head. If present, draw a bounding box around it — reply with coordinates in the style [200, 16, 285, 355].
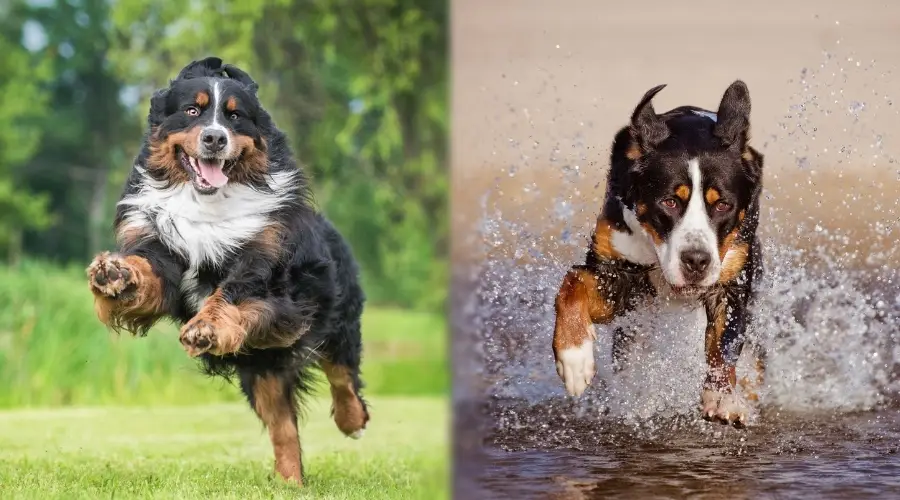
[624, 81, 763, 294]
[144, 57, 271, 194]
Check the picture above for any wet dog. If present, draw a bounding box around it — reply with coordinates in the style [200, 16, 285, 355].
[86, 57, 368, 483]
[551, 81, 765, 427]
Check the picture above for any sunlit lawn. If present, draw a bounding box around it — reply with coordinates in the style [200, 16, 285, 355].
[0, 396, 448, 499]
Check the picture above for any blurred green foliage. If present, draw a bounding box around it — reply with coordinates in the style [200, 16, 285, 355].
[0, 0, 447, 312]
[0, 13, 53, 260]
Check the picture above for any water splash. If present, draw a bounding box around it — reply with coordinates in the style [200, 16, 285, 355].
[467, 45, 900, 428]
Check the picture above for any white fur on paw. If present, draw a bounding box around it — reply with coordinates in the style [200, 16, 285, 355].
[555, 339, 595, 397]
[701, 389, 750, 426]
[701, 389, 723, 418]
[349, 429, 365, 440]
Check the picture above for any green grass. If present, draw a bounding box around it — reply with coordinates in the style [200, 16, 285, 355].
[0, 261, 447, 407]
[0, 396, 448, 499]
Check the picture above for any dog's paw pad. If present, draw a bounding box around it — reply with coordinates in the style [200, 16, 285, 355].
[179, 319, 218, 357]
[87, 253, 137, 298]
[701, 389, 751, 428]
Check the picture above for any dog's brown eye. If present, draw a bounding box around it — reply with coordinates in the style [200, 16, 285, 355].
[186, 106, 200, 117]
[661, 198, 678, 209]
[229, 112, 240, 120]
[715, 201, 732, 212]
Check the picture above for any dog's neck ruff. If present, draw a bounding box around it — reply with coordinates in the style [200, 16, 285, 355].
[118, 167, 296, 267]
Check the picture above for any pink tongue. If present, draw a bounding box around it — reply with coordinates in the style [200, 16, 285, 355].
[196, 159, 229, 188]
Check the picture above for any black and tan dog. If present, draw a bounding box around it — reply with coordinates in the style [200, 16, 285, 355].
[552, 81, 765, 427]
[86, 57, 368, 484]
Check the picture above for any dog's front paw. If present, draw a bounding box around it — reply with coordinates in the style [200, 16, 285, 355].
[179, 318, 220, 357]
[701, 389, 751, 428]
[87, 252, 139, 299]
[179, 317, 244, 357]
[555, 339, 595, 397]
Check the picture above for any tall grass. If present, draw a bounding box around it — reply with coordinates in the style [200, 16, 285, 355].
[0, 262, 447, 408]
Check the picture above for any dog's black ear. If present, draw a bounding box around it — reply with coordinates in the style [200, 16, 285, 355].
[630, 84, 670, 152]
[222, 64, 259, 95]
[173, 57, 225, 81]
[147, 88, 170, 128]
[714, 80, 751, 148]
[745, 148, 763, 185]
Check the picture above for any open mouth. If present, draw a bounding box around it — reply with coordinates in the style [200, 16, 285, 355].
[178, 149, 233, 194]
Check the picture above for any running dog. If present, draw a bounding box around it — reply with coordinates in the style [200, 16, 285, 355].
[87, 57, 368, 483]
[551, 81, 765, 427]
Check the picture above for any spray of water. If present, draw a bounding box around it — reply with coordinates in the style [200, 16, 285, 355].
[467, 45, 900, 429]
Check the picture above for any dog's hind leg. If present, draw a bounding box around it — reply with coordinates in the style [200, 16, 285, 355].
[320, 358, 369, 439]
[319, 307, 369, 439]
[239, 369, 303, 485]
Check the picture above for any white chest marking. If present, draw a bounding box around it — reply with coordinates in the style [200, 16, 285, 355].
[611, 209, 658, 265]
[118, 169, 296, 308]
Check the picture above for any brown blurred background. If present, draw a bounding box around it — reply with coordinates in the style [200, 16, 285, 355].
[451, 0, 900, 267]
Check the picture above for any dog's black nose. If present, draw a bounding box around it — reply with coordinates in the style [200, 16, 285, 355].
[201, 128, 228, 152]
[680, 250, 711, 276]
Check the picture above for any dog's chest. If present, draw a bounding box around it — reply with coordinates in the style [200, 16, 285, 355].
[118, 179, 290, 311]
[120, 182, 284, 265]
[156, 192, 270, 266]
[157, 196, 264, 311]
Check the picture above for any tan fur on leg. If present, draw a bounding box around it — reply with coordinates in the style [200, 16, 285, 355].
[552, 266, 616, 397]
[252, 375, 302, 485]
[179, 290, 276, 357]
[321, 360, 368, 438]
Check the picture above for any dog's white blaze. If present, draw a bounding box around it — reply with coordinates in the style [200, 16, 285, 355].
[118, 169, 296, 310]
[198, 80, 235, 158]
[657, 158, 720, 286]
[612, 208, 658, 265]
